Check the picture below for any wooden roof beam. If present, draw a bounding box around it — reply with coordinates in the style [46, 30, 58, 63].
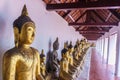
[79, 32, 105, 34]
[109, 9, 120, 20]
[89, 15, 103, 30]
[83, 35, 102, 38]
[69, 22, 118, 26]
[62, 10, 71, 18]
[75, 11, 87, 22]
[92, 10, 105, 22]
[46, 0, 120, 10]
[84, 35, 102, 39]
[79, 30, 108, 33]
[82, 34, 102, 37]
[85, 38, 98, 40]
[80, 32, 104, 35]
[68, 14, 75, 22]
[84, 37, 101, 40]
[105, 13, 112, 22]
[86, 10, 91, 22]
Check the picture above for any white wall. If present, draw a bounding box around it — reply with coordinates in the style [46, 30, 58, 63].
[0, 0, 84, 79]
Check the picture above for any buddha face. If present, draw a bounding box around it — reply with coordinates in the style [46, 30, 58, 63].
[68, 48, 74, 53]
[65, 52, 69, 58]
[19, 22, 35, 45]
[62, 53, 65, 58]
[74, 47, 77, 51]
[71, 48, 74, 52]
[77, 47, 80, 51]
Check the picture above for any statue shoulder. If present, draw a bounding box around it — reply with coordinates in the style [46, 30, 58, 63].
[52, 50, 57, 55]
[3, 47, 19, 60]
[30, 47, 40, 55]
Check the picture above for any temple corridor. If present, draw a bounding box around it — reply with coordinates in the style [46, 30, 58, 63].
[1, 0, 120, 80]
[89, 48, 120, 80]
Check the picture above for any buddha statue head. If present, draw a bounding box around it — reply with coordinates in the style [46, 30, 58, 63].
[13, 5, 35, 47]
[68, 41, 74, 53]
[74, 45, 77, 51]
[76, 39, 79, 43]
[40, 49, 46, 63]
[61, 48, 68, 58]
[63, 42, 68, 50]
[65, 41, 68, 47]
[79, 42, 83, 49]
[53, 37, 59, 50]
[81, 38, 86, 45]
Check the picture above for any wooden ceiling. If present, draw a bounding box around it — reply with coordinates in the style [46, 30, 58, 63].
[43, 0, 120, 40]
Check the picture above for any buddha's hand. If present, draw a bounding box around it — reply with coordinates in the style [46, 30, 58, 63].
[36, 75, 45, 80]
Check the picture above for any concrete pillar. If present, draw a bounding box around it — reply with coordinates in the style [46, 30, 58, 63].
[100, 37, 102, 56]
[115, 24, 120, 77]
[101, 36, 105, 64]
[106, 33, 110, 64]
[103, 36, 105, 59]
[101, 37, 104, 57]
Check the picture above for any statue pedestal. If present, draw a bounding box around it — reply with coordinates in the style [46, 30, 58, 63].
[77, 47, 92, 80]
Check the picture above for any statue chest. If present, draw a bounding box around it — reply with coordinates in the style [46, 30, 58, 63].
[40, 64, 46, 76]
[69, 57, 73, 65]
[16, 53, 38, 72]
[53, 51, 58, 58]
[63, 60, 69, 72]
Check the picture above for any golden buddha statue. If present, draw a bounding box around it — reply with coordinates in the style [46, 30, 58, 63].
[73, 45, 78, 60]
[80, 38, 87, 53]
[74, 44, 83, 70]
[64, 41, 68, 50]
[40, 49, 46, 79]
[2, 5, 44, 80]
[78, 43, 83, 57]
[68, 42, 79, 67]
[67, 42, 80, 77]
[78, 39, 87, 68]
[65, 41, 69, 48]
[60, 47, 75, 80]
[67, 42, 74, 65]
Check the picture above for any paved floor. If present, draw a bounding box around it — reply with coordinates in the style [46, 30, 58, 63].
[89, 48, 120, 80]
[77, 48, 91, 80]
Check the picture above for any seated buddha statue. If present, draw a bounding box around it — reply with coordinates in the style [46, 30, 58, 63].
[2, 5, 44, 80]
[78, 40, 87, 68]
[67, 42, 79, 73]
[78, 43, 83, 57]
[75, 44, 83, 70]
[84, 40, 90, 52]
[80, 38, 87, 54]
[67, 42, 74, 65]
[73, 45, 83, 76]
[79, 40, 85, 55]
[86, 42, 91, 49]
[51, 37, 60, 79]
[64, 41, 68, 50]
[76, 39, 80, 45]
[73, 40, 80, 60]
[73, 45, 79, 61]
[65, 41, 69, 48]
[59, 47, 75, 80]
[40, 49, 47, 79]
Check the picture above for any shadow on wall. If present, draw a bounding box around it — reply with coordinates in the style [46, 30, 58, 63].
[46, 38, 52, 73]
